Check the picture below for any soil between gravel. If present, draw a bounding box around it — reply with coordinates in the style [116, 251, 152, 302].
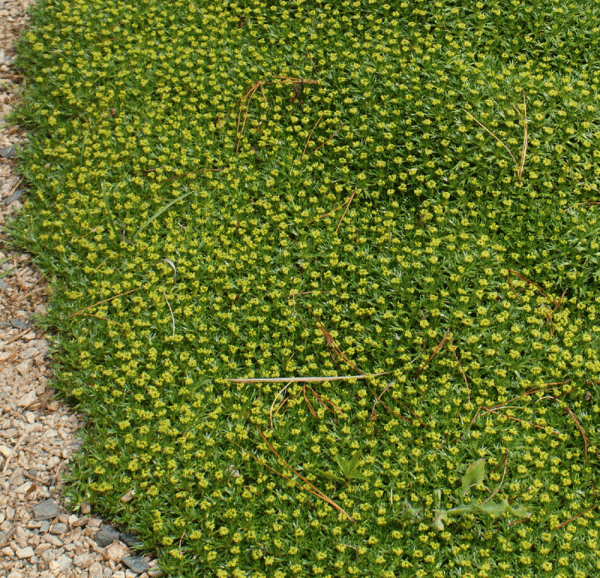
[0, 1, 160, 576]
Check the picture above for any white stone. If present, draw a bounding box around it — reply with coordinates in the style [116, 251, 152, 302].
[105, 540, 129, 562]
[88, 562, 103, 578]
[49, 554, 73, 571]
[74, 553, 94, 568]
[15, 545, 34, 559]
[15, 481, 32, 494]
[17, 390, 35, 407]
[20, 347, 38, 359]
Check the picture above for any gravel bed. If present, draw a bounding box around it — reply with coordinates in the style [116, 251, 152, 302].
[0, 1, 160, 576]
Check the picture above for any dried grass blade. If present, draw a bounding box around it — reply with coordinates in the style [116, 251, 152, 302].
[564, 406, 589, 466]
[336, 189, 356, 234]
[257, 430, 355, 522]
[302, 113, 324, 160]
[463, 109, 517, 167]
[415, 330, 449, 378]
[133, 190, 194, 240]
[228, 371, 393, 384]
[310, 123, 345, 157]
[518, 92, 528, 183]
[70, 287, 141, 318]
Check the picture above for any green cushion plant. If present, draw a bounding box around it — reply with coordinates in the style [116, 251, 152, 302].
[6, 0, 600, 576]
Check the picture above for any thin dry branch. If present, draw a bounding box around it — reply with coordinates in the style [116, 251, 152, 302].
[234, 76, 319, 148]
[257, 430, 355, 522]
[415, 330, 450, 379]
[1, 432, 27, 474]
[302, 113, 324, 160]
[336, 190, 356, 234]
[163, 290, 175, 337]
[228, 372, 393, 384]
[506, 270, 522, 303]
[482, 450, 508, 505]
[482, 406, 561, 434]
[463, 109, 518, 167]
[309, 123, 346, 157]
[231, 438, 352, 522]
[69, 286, 141, 318]
[447, 336, 470, 403]
[556, 505, 598, 530]
[563, 406, 590, 466]
[508, 269, 548, 299]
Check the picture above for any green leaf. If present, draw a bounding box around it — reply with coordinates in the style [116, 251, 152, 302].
[400, 500, 423, 523]
[316, 469, 344, 483]
[459, 459, 486, 496]
[446, 504, 475, 516]
[472, 500, 508, 518]
[347, 449, 363, 473]
[506, 502, 530, 519]
[334, 450, 368, 480]
[432, 510, 448, 531]
[133, 190, 194, 240]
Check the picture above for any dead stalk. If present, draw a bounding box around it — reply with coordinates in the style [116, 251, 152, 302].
[163, 290, 175, 337]
[563, 406, 589, 465]
[309, 123, 345, 157]
[302, 114, 324, 160]
[69, 286, 141, 318]
[447, 336, 470, 403]
[336, 190, 356, 233]
[415, 330, 449, 379]
[229, 372, 393, 384]
[556, 505, 598, 530]
[257, 430, 355, 522]
[463, 92, 528, 184]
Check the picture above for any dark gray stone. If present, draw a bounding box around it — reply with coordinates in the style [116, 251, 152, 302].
[10, 318, 28, 330]
[120, 532, 143, 548]
[122, 556, 150, 573]
[5, 188, 24, 205]
[0, 146, 16, 159]
[93, 524, 121, 547]
[32, 499, 62, 520]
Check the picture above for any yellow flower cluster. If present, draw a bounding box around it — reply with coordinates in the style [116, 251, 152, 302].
[10, 0, 600, 575]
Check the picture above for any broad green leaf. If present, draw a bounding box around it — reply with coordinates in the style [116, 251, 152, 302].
[347, 450, 363, 473]
[316, 469, 344, 483]
[472, 500, 507, 518]
[459, 459, 486, 496]
[432, 510, 447, 531]
[507, 502, 530, 518]
[446, 504, 475, 516]
[334, 451, 368, 480]
[400, 500, 423, 523]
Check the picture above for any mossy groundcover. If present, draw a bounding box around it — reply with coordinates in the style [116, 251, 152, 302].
[6, 0, 600, 576]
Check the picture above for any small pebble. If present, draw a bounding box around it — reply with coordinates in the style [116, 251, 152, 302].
[15, 546, 34, 559]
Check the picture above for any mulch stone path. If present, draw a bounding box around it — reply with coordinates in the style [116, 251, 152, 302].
[0, 1, 160, 576]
